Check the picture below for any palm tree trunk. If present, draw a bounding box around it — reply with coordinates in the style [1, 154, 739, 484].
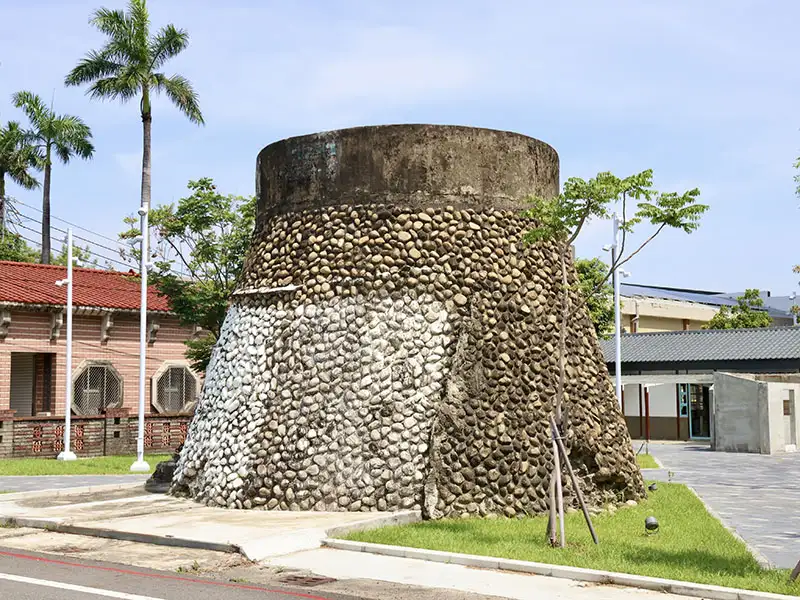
[0, 174, 6, 232]
[141, 89, 152, 211]
[41, 146, 52, 264]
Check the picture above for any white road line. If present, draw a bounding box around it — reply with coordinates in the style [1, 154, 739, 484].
[0, 572, 165, 599]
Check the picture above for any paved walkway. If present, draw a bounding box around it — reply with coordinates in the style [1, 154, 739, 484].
[0, 476, 148, 493]
[0, 486, 405, 561]
[644, 442, 800, 569]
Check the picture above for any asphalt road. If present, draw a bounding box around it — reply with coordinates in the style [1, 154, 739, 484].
[0, 547, 359, 600]
[0, 475, 149, 492]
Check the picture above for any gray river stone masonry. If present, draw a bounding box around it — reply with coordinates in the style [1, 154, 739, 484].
[172, 124, 645, 517]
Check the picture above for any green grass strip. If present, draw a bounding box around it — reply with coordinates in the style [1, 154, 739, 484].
[345, 483, 798, 595]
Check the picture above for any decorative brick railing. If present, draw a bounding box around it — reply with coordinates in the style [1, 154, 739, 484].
[0, 409, 193, 458]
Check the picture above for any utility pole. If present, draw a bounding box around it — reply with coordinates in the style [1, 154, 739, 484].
[130, 207, 150, 473]
[56, 228, 76, 461]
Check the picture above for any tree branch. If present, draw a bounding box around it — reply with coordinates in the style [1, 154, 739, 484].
[565, 222, 666, 322]
[163, 236, 198, 280]
[614, 223, 666, 273]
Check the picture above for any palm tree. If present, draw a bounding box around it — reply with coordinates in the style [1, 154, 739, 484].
[65, 0, 203, 216]
[12, 91, 94, 264]
[0, 120, 39, 231]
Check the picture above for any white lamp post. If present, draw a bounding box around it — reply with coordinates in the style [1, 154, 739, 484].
[605, 213, 631, 408]
[130, 206, 150, 473]
[56, 228, 76, 461]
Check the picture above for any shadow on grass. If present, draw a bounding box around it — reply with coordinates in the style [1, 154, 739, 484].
[619, 545, 764, 577]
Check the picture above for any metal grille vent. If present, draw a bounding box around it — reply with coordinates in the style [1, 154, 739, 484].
[155, 366, 196, 413]
[277, 574, 337, 587]
[73, 363, 123, 415]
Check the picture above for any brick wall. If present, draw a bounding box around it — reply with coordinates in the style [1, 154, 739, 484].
[0, 409, 192, 458]
[0, 308, 200, 416]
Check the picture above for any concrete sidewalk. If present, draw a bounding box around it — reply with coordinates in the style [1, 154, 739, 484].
[0, 484, 411, 561]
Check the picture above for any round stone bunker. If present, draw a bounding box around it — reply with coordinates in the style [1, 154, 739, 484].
[173, 124, 644, 517]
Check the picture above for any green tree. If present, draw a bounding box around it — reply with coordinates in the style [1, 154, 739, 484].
[575, 257, 614, 339]
[51, 235, 97, 268]
[525, 169, 707, 547]
[66, 0, 204, 221]
[0, 120, 39, 231]
[12, 91, 94, 264]
[703, 289, 773, 329]
[0, 231, 39, 262]
[120, 178, 255, 371]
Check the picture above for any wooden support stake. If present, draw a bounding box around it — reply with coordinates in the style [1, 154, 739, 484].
[547, 467, 557, 546]
[552, 429, 565, 548]
[550, 415, 599, 545]
[790, 558, 800, 582]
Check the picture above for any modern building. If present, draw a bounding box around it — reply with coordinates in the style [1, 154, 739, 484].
[0, 260, 200, 458]
[619, 284, 795, 333]
[602, 327, 800, 453]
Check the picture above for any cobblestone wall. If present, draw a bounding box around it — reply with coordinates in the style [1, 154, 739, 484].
[173, 125, 644, 517]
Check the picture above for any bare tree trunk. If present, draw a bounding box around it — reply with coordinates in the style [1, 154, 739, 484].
[547, 470, 557, 545]
[141, 88, 152, 212]
[548, 244, 571, 545]
[40, 147, 52, 264]
[552, 427, 565, 548]
[551, 415, 598, 544]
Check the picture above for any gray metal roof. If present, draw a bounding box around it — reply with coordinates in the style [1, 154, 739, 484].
[621, 284, 792, 318]
[600, 327, 800, 363]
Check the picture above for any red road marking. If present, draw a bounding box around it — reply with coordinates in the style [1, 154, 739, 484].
[0, 549, 331, 599]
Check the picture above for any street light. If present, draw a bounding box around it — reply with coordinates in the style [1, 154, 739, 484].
[607, 213, 628, 407]
[56, 229, 76, 461]
[130, 207, 150, 473]
[791, 292, 797, 327]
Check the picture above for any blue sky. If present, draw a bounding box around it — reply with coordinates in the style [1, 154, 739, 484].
[1, 0, 798, 293]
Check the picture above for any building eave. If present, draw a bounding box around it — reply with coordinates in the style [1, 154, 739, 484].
[0, 300, 174, 317]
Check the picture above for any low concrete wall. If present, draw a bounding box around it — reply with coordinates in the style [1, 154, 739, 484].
[712, 372, 800, 454]
[712, 373, 760, 453]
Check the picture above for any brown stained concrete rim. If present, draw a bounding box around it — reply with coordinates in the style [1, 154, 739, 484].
[259, 124, 559, 160]
[255, 123, 561, 219]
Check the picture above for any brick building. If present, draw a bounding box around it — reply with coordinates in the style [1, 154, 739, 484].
[0, 261, 199, 458]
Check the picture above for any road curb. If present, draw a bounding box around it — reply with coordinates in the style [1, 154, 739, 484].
[324, 510, 421, 538]
[0, 515, 241, 555]
[322, 538, 797, 600]
[0, 481, 146, 503]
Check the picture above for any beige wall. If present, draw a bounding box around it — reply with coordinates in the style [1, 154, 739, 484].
[0, 309, 198, 416]
[620, 297, 719, 333]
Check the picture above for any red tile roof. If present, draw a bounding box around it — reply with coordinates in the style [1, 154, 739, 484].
[0, 261, 171, 312]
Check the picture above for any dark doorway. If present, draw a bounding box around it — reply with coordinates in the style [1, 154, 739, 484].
[689, 383, 711, 439]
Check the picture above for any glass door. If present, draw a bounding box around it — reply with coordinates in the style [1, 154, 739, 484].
[689, 384, 711, 439]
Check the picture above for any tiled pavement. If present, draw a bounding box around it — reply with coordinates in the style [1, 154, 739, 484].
[0, 475, 148, 493]
[644, 442, 800, 569]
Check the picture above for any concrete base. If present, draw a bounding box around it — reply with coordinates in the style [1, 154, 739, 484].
[129, 460, 150, 473]
[56, 451, 77, 461]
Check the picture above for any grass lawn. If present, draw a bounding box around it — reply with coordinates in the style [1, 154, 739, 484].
[636, 453, 660, 469]
[0, 454, 171, 476]
[344, 483, 799, 596]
